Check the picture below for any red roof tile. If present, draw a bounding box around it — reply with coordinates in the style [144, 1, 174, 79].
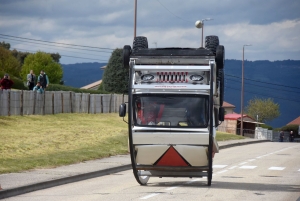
[223, 101, 235, 108]
[287, 116, 300, 125]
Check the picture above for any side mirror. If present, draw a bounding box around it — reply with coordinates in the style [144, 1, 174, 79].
[219, 107, 225, 121]
[119, 103, 126, 117]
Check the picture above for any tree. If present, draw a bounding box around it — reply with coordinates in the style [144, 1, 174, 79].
[102, 48, 129, 94]
[245, 98, 280, 123]
[20, 51, 63, 84]
[0, 46, 21, 77]
[0, 41, 11, 50]
[11, 49, 31, 66]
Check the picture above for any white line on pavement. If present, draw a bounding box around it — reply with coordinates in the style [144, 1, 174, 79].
[239, 166, 257, 169]
[165, 186, 180, 191]
[140, 193, 160, 200]
[228, 166, 237, 169]
[217, 170, 228, 174]
[269, 167, 285, 171]
[248, 159, 256, 162]
[298, 169, 300, 172]
[239, 162, 248, 165]
[213, 165, 228, 169]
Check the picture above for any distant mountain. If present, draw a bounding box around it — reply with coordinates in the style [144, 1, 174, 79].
[62, 62, 106, 88]
[61, 60, 300, 128]
[224, 59, 300, 128]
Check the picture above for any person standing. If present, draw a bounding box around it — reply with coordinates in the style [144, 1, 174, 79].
[37, 70, 49, 90]
[279, 131, 284, 142]
[0, 74, 14, 90]
[27, 70, 36, 90]
[289, 131, 294, 142]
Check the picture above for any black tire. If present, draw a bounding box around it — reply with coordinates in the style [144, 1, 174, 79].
[217, 69, 224, 106]
[205, 35, 219, 55]
[123, 45, 131, 68]
[216, 45, 225, 70]
[133, 36, 148, 51]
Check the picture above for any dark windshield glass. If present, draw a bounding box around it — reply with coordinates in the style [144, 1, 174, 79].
[133, 95, 208, 128]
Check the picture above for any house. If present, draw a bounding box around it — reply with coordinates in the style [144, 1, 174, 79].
[218, 113, 264, 136]
[80, 80, 102, 90]
[223, 101, 235, 114]
[287, 116, 300, 125]
[80, 65, 106, 90]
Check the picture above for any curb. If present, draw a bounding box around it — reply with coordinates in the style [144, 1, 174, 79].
[0, 165, 132, 199]
[0, 140, 269, 199]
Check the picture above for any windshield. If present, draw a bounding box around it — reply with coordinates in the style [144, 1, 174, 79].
[133, 95, 208, 128]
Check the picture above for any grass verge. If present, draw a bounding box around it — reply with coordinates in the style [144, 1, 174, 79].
[0, 114, 245, 174]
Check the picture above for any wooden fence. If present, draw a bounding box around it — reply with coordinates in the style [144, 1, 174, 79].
[0, 90, 128, 116]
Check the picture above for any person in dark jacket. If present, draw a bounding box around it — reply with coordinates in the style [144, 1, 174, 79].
[279, 131, 284, 142]
[37, 70, 49, 90]
[289, 131, 294, 142]
[0, 74, 14, 90]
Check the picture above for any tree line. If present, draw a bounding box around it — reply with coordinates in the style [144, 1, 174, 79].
[0, 41, 63, 88]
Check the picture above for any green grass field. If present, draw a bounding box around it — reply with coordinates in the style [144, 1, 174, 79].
[0, 114, 245, 174]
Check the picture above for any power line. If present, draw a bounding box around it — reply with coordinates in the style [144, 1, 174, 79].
[156, 0, 192, 22]
[13, 48, 108, 62]
[225, 77, 300, 94]
[0, 33, 114, 50]
[225, 73, 300, 90]
[0, 36, 113, 53]
[9, 41, 110, 58]
[225, 86, 299, 103]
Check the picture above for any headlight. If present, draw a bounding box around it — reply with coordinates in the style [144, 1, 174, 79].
[190, 75, 203, 81]
[141, 74, 155, 81]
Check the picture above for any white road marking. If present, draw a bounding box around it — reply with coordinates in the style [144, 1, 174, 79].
[213, 165, 228, 169]
[165, 186, 180, 190]
[140, 193, 160, 199]
[217, 170, 228, 174]
[269, 167, 285, 171]
[186, 178, 201, 184]
[248, 159, 256, 162]
[256, 156, 262, 158]
[239, 162, 248, 165]
[239, 166, 257, 169]
[298, 169, 300, 172]
[228, 166, 237, 169]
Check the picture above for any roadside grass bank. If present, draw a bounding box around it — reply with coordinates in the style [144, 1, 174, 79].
[0, 113, 128, 174]
[0, 114, 245, 174]
[216, 131, 246, 141]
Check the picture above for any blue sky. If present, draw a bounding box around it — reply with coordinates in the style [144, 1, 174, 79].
[0, 0, 299, 64]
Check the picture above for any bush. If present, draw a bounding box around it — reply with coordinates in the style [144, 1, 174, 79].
[47, 84, 109, 94]
[260, 124, 273, 130]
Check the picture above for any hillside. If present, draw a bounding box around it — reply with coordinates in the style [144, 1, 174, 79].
[61, 60, 300, 128]
[224, 60, 300, 128]
[62, 62, 106, 88]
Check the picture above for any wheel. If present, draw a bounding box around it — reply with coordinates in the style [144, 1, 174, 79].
[137, 172, 150, 185]
[216, 45, 225, 70]
[207, 170, 212, 186]
[205, 35, 219, 55]
[123, 45, 131, 68]
[217, 69, 224, 106]
[133, 36, 148, 51]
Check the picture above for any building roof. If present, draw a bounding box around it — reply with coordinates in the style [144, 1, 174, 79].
[225, 113, 247, 120]
[80, 80, 102, 90]
[225, 113, 264, 124]
[223, 101, 235, 108]
[287, 116, 300, 125]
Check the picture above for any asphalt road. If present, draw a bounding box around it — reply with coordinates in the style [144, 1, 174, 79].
[4, 142, 300, 201]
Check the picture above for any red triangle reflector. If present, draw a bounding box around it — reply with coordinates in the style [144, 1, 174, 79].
[156, 146, 189, 166]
